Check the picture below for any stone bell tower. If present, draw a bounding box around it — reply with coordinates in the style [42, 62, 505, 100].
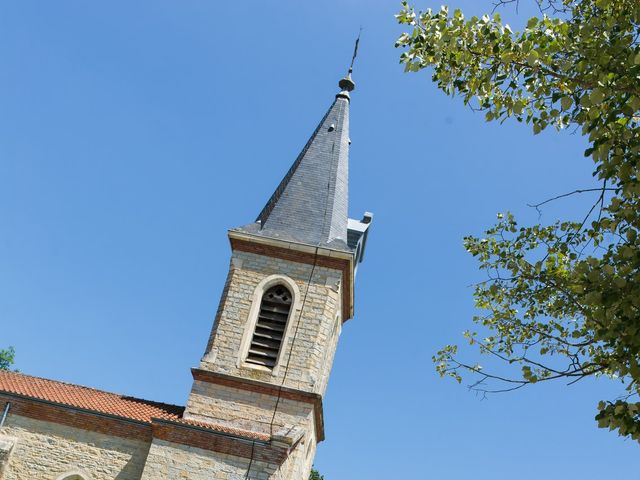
[181, 67, 372, 479]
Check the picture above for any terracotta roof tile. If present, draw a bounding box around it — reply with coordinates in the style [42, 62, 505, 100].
[172, 417, 270, 442]
[0, 370, 273, 443]
[0, 369, 183, 423]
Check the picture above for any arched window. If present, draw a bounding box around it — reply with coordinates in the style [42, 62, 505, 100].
[245, 284, 292, 368]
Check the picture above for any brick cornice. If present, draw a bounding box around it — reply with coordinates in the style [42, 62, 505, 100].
[191, 368, 325, 442]
[151, 419, 290, 464]
[228, 233, 354, 321]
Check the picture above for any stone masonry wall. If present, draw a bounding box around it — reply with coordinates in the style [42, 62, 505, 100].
[0, 436, 15, 478]
[140, 438, 276, 480]
[0, 414, 150, 480]
[201, 250, 343, 396]
[316, 312, 341, 395]
[140, 436, 314, 480]
[182, 249, 345, 479]
[184, 380, 314, 437]
[266, 434, 314, 480]
[281, 432, 316, 480]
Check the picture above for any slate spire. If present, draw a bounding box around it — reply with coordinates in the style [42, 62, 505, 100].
[237, 71, 355, 251]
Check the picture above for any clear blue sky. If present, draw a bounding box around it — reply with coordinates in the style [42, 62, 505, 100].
[1, 1, 637, 478]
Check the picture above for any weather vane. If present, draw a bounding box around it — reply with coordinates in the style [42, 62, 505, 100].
[338, 29, 362, 94]
[348, 28, 362, 74]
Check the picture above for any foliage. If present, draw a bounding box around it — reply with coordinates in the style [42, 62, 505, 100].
[396, 0, 640, 441]
[309, 468, 324, 480]
[0, 347, 15, 371]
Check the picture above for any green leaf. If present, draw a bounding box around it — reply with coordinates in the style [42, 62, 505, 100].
[0, 346, 15, 371]
[397, 0, 640, 444]
[590, 88, 605, 105]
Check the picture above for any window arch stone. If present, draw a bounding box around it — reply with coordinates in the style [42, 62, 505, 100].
[238, 274, 301, 374]
[56, 470, 91, 480]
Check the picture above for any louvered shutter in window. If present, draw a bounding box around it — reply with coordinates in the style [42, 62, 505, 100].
[245, 285, 292, 368]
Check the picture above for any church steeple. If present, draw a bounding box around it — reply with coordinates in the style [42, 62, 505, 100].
[182, 56, 372, 480]
[237, 76, 355, 250]
[0, 49, 373, 480]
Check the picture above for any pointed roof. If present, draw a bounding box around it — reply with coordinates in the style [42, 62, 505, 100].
[236, 76, 354, 251]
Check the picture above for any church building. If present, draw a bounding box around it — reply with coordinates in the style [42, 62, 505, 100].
[0, 64, 372, 479]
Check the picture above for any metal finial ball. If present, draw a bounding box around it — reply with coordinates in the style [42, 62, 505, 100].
[338, 73, 355, 92]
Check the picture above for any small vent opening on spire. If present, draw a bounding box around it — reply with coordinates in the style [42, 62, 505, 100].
[245, 285, 292, 368]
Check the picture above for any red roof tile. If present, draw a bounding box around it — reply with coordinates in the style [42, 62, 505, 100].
[0, 369, 184, 423]
[173, 417, 270, 442]
[0, 370, 271, 442]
